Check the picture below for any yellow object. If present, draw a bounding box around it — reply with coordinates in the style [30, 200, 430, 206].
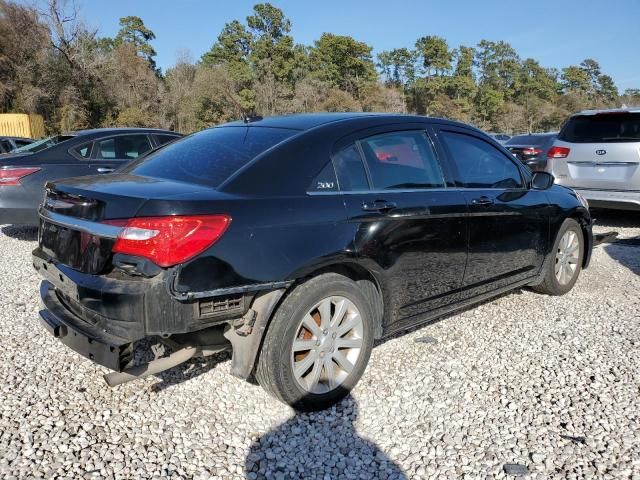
[0, 113, 45, 139]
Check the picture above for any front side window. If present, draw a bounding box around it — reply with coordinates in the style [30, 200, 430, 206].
[95, 135, 152, 160]
[440, 131, 523, 189]
[359, 131, 445, 190]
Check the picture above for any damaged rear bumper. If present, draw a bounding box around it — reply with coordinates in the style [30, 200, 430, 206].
[39, 280, 134, 371]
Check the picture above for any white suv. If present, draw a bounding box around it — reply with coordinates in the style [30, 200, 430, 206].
[548, 108, 640, 210]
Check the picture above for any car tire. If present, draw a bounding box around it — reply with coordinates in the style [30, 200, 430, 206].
[255, 273, 374, 411]
[532, 218, 584, 296]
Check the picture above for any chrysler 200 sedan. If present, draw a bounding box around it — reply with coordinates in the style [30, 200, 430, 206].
[33, 113, 593, 410]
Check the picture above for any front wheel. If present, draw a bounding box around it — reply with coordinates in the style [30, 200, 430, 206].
[532, 218, 584, 295]
[255, 273, 374, 411]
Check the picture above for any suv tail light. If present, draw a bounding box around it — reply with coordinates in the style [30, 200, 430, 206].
[104, 215, 231, 267]
[547, 146, 570, 159]
[0, 167, 40, 186]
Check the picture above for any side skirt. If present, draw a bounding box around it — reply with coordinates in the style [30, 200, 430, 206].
[383, 275, 540, 338]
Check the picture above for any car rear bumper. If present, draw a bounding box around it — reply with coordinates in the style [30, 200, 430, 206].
[573, 188, 640, 211]
[39, 280, 134, 371]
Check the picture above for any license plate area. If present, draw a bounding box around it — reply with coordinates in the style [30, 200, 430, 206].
[39, 220, 115, 274]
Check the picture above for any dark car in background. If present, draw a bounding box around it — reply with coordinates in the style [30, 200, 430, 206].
[505, 133, 557, 171]
[33, 113, 592, 410]
[0, 128, 181, 225]
[0, 136, 34, 154]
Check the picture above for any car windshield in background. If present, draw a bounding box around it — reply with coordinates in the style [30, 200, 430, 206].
[559, 113, 640, 143]
[125, 126, 298, 188]
[506, 135, 554, 146]
[12, 135, 75, 153]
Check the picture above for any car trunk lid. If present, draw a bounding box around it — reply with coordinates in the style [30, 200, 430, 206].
[37, 174, 215, 274]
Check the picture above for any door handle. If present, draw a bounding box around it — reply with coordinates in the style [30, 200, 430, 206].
[96, 167, 115, 174]
[361, 200, 397, 212]
[471, 196, 494, 206]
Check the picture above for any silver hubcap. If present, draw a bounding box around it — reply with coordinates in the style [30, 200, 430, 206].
[291, 296, 363, 395]
[555, 229, 580, 285]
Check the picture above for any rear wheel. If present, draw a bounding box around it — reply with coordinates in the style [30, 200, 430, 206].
[255, 273, 374, 411]
[533, 218, 584, 295]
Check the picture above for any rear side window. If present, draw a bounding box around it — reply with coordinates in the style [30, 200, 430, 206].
[360, 131, 445, 190]
[72, 142, 92, 159]
[153, 134, 179, 146]
[559, 113, 640, 143]
[333, 145, 369, 191]
[440, 131, 523, 189]
[127, 127, 297, 188]
[308, 162, 338, 193]
[14, 140, 32, 148]
[95, 135, 152, 160]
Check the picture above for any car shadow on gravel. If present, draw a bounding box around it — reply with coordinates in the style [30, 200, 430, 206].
[1, 224, 38, 241]
[245, 395, 406, 479]
[604, 237, 640, 276]
[591, 209, 640, 228]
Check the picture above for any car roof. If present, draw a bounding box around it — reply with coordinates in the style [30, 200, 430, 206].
[70, 127, 180, 136]
[218, 112, 475, 132]
[573, 107, 640, 116]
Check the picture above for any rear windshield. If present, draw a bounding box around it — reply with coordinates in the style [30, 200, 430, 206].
[125, 126, 298, 187]
[506, 135, 554, 146]
[559, 113, 640, 143]
[12, 135, 75, 153]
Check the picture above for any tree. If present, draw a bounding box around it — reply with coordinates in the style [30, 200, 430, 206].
[114, 16, 156, 66]
[309, 33, 376, 94]
[475, 40, 520, 95]
[415, 35, 451, 76]
[561, 65, 591, 93]
[377, 48, 416, 86]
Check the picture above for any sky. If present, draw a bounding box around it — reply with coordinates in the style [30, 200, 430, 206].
[48, 0, 640, 91]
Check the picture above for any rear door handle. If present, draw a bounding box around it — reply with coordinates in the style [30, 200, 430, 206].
[96, 167, 115, 174]
[361, 200, 397, 212]
[471, 196, 494, 206]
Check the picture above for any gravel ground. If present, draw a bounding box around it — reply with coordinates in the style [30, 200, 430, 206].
[0, 210, 639, 480]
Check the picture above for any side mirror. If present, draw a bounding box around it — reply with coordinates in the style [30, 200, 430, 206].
[531, 171, 554, 190]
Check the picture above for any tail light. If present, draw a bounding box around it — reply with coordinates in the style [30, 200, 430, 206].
[547, 146, 570, 159]
[522, 148, 543, 156]
[0, 167, 40, 186]
[104, 215, 231, 267]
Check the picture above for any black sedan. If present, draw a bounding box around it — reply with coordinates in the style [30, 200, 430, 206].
[33, 113, 592, 410]
[0, 128, 181, 225]
[505, 132, 557, 171]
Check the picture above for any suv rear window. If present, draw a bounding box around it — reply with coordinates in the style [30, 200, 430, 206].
[125, 127, 297, 187]
[559, 113, 640, 143]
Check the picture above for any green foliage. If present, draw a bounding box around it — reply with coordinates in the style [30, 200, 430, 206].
[114, 16, 157, 65]
[415, 35, 451, 76]
[0, 1, 632, 135]
[308, 33, 377, 93]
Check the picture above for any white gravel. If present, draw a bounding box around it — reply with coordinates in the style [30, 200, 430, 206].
[0, 210, 639, 480]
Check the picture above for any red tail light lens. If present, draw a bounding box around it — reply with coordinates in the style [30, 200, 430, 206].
[105, 215, 231, 267]
[547, 146, 570, 159]
[0, 167, 40, 186]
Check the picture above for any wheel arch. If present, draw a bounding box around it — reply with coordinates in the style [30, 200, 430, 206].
[224, 261, 385, 381]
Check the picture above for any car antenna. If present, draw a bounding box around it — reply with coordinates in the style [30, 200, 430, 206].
[244, 115, 263, 124]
